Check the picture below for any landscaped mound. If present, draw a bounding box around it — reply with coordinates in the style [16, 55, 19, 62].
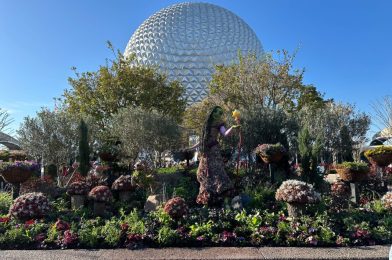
[9, 192, 50, 219]
[381, 192, 392, 210]
[67, 181, 90, 196]
[163, 196, 188, 219]
[275, 180, 320, 204]
[111, 175, 134, 191]
[88, 185, 113, 202]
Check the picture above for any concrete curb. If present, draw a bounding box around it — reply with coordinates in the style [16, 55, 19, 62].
[0, 246, 390, 260]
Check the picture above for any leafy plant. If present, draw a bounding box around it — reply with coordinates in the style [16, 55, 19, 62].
[78, 219, 102, 248]
[157, 226, 179, 246]
[0, 192, 12, 214]
[101, 218, 122, 247]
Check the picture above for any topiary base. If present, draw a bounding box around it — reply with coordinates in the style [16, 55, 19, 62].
[287, 202, 305, 218]
[93, 201, 106, 216]
[119, 191, 131, 202]
[71, 195, 85, 210]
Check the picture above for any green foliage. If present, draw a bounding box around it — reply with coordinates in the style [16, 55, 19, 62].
[110, 107, 182, 165]
[120, 208, 146, 234]
[0, 226, 31, 247]
[157, 226, 179, 246]
[149, 208, 173, 227]
[338, 162, 369, 171]
[78, 219, 103, 248]
[101, 218, 122, 247]
[298, 127, 323, 188]
[245, 186, 276, 210]
[0, 150, 10, 161]
[78, 119, 90, 176]
[0, 192, 12, 214]
[63, 43, 186, 128]
[365, 145, 392, 156]
[189, 220, 215, 238]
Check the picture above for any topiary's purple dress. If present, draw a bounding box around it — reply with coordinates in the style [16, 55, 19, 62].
[196, 123, 233, 205]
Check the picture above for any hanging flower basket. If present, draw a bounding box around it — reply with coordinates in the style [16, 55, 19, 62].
[261, 153, 284, 164]
[336, 162, 369, 182]
[364, 146, 392, 167]
[366, 153, 392, 167]
[0, 161, 39, 184]
[255, 143, 286, 164]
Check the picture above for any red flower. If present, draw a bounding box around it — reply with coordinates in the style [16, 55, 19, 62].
[25, 219, 35, 226]
[0, 217, 10, 223]
[55, 219, 70, 231]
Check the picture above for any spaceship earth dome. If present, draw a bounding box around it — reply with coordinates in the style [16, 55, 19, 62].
[124, 2, 264, 104]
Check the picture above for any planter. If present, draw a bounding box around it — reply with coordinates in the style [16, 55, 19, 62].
[366, 153, 392, 167]
[260, 152, 283, 164]
[336, 167, 368, 182]
[287, 202, 305, 218]
[119, 191, 131, 202]
[71, 195, 85, 210]
[1, 168, 32, 184]
[93, 201, 106, 216]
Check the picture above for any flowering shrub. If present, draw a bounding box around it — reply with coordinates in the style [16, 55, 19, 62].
[275, 180, 321, 204]
[381, 192, 392, 210]
[55, 218, 71, 231]
[67, 181, 89, 196]
[9, 192, 50, 219]
[331, 181, 350, 196]
[111, 175, 134, 191]
[255, 143, 286, 157]
[0, 161, 40, 172]
[88, 185, 113, 203]
[163, 197, 188, 219]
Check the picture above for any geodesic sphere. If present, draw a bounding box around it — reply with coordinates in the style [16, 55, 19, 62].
[124, 2, 264, 104]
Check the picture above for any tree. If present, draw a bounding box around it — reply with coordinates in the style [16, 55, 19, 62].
[183, 50, 326, 136]
[298, 102, 370, 163]
[78, 119, 90, 176]
[0, 107, 13, 134]
[110, 107, 183, 167]
[17, 108, 96, 167]
[371, 95, 392, 137]
[63, 43, 186, 130]
[298, 127, 323, 188]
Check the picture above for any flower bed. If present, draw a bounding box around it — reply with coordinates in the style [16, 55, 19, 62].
[8, 192, 50, 220]
[365, 146, 392, 167]
[275, 180, 320, 204]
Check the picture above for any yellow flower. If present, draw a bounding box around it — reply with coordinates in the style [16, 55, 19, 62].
[232, 109, 241, 119]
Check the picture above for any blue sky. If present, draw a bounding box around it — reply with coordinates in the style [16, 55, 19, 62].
[1, 0, 391, 136]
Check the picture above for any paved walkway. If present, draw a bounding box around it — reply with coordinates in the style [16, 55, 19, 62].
[0, 246, 390, 260]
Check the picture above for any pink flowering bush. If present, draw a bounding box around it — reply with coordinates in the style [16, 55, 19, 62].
[381, 192, 392, 210]
[9, 192, 50, 220]
[88, 185, 113, 203]
[331, 181, 350, 196]
[275, 180, 321, 204]
[111, 175, 135, 191]
[163, 197, 188, 219]
[67, 181, 90, 196]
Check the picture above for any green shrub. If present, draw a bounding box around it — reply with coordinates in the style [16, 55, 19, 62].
[0, 192, 12, 214]
[0, 150, 10, 161]
[102, 218, 122, 247]
[78, 219, 102, 248]
[157, 226, 179, 246]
